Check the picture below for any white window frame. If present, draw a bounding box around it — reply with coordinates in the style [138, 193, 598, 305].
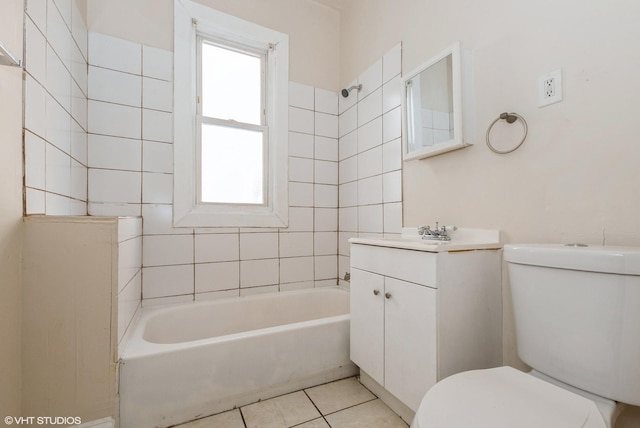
[174, 0, 289, 227]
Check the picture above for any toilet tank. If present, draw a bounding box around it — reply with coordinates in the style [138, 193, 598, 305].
[504, 244, 640, 406]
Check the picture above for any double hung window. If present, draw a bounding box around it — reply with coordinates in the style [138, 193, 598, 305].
[174, 0, 289, 227]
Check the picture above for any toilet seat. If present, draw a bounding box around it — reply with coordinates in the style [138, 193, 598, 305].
[413, 366, 606, 428]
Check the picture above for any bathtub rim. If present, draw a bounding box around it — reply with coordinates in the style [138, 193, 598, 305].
[120, 286, 350, 359]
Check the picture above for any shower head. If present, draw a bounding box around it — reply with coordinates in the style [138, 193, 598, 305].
[341, 84, 362, 98]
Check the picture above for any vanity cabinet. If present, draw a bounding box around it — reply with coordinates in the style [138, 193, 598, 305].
[350, 241, 502, 414]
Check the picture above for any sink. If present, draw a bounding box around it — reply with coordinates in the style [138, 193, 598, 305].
[349, 228, 502, 253]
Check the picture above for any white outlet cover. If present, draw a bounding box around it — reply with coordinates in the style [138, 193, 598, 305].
[538, 68, 563, 107]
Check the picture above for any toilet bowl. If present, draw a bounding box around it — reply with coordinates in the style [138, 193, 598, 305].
[410, 243, 640, 428]
[411, 367, 608, 428]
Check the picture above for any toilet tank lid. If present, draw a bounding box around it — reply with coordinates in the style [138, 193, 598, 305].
[504, 244, 640, 275]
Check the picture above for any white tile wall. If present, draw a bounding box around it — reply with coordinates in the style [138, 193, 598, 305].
[24, 0, 89, 215]
[338, 44, 403, 279]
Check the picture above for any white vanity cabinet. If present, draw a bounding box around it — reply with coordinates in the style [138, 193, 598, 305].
[349, 239, 502, 417]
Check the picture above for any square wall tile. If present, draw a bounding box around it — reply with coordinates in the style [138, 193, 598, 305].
[358, 175, 383, 206]
[338, 131, 357, 161]
[46, 95, 72, 154]
[240, 232, 279, 260]
[45, 144, 71, 196]
[26, 0, 47, 34]
[314, 184, 338, 208]
[279, 232, 313, 257]
[315, 88, 338, 115]
[89, 66, 141, 107]
[290, 182, 314, 207]
[143, 45, 173, 81]
[383, 170, 402, 202]
[358, 88, 383, 127]
[289, 131, 314, 159]
[25, 16, 46, 85]
[358, 58, 383, 100]
[89, 168, 142, 203]
[71, 82, 88, 131]
[88, 134, 141, 171]
[89, 32, 141, 75]
[358, 204, 383, 233]
[384, 202, 403, 234]
[45, 192, 70, 215]
[47, 45, 71, 113]
[70, 159, 87, 200]
[383, 43, 402, 84]
[47, 1, 72, 67]
[143, 234, 194, 267]
[142, 265, 193, 299]
[339, 105, 357, 138]
[315, 208, 337, 232]
[383, 75, 402, 114]
[315, 160, 338, 185]
[288, 207, 314, 232]
[289, 107, 314, 134]
[383, 106, 402, 143]
[88, 100, 141, 139]
[142, 172, 173, 203]
[289, 81, 314, 109]
[289, 157, 314, 183]
[339, 182, 357, 208]
[358, 146, 383, 179]
[25, 76, 47, 138]
[25, 131, 46, 189]
[280, 257, 314, 284]
[240, 259, 279, 287]
[315, 255, 336, 280]
[143, 141, 173, 173]
[195, 262, 239, 293]
[315, 136, 338, 161]
[339, 207, 358, 233]
[358, 116, 383, 153]
[143, 109, 173, 143]
[339, 155, 358, 185]
[315, 112, 338, 138]
[195, 233, 239, 263]
[382, 138, 402, 173]
[143, 77, 173, 112]
[314, 232, 337, 256]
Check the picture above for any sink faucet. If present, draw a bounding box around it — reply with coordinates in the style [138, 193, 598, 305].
[417, 222, 457, 241]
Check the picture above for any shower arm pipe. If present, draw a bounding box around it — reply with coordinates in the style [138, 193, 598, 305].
[0, 40, 22, 68]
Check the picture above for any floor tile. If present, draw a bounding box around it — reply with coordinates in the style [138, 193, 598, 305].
[305, 377, 376, 415]
[175, 408, 244, 428]
[324, 399, 409, 428]
[241, 390, 321, 428]
[294, 418, 330, 428]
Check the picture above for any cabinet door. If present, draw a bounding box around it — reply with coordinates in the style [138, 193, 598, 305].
[350, 268, 385, 385]
[384, 277, 437, 411]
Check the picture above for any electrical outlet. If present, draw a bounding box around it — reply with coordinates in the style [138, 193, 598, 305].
[538, 69, 563, 107]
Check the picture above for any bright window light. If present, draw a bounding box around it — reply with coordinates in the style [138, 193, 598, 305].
[200, 124, 264, 204]
[201, 42, 262, 125]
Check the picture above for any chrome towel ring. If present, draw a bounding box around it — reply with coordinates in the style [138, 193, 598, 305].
[486, 112, 528, 154]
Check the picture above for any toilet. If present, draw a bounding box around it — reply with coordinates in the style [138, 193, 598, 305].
[411, 243, 640, 428]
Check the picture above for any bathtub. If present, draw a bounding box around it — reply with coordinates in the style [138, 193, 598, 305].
[119, 286, 357, 428]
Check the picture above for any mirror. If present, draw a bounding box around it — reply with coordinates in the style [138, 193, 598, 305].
[402, 42, 470, 160]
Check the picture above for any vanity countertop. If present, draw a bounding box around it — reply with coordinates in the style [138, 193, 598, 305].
[349, 228, 502, 253]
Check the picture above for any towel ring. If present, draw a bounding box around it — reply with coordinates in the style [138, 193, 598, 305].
[486, 112, 528, 154]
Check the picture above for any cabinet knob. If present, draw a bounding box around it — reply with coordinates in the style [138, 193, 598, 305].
[385, 292, 392, 299]
[373, 289, 380, 296]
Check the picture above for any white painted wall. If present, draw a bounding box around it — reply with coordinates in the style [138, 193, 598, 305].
[0, 0, 23, 418]
[339, 1, 640, 424]
[86, 0, 340, 90]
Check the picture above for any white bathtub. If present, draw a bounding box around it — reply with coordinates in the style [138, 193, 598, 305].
[119, 287, 357, 428]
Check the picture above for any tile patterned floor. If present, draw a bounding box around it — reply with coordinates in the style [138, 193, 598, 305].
[174, 377, 409, 428]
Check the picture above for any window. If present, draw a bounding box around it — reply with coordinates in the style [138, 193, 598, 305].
[174, 0, 289, 227]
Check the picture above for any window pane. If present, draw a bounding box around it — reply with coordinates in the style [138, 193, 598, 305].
[201, 124, 264, 204]
[201, 42, 262, 125]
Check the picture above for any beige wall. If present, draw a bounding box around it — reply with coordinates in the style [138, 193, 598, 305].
[340, 1, 640, 424]
[86, 0, 340, 90]
[0, 0, 23, 419]
[22, 217, 119, 423]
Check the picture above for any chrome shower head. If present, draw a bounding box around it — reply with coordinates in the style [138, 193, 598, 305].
[341, 84, 362, 98]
